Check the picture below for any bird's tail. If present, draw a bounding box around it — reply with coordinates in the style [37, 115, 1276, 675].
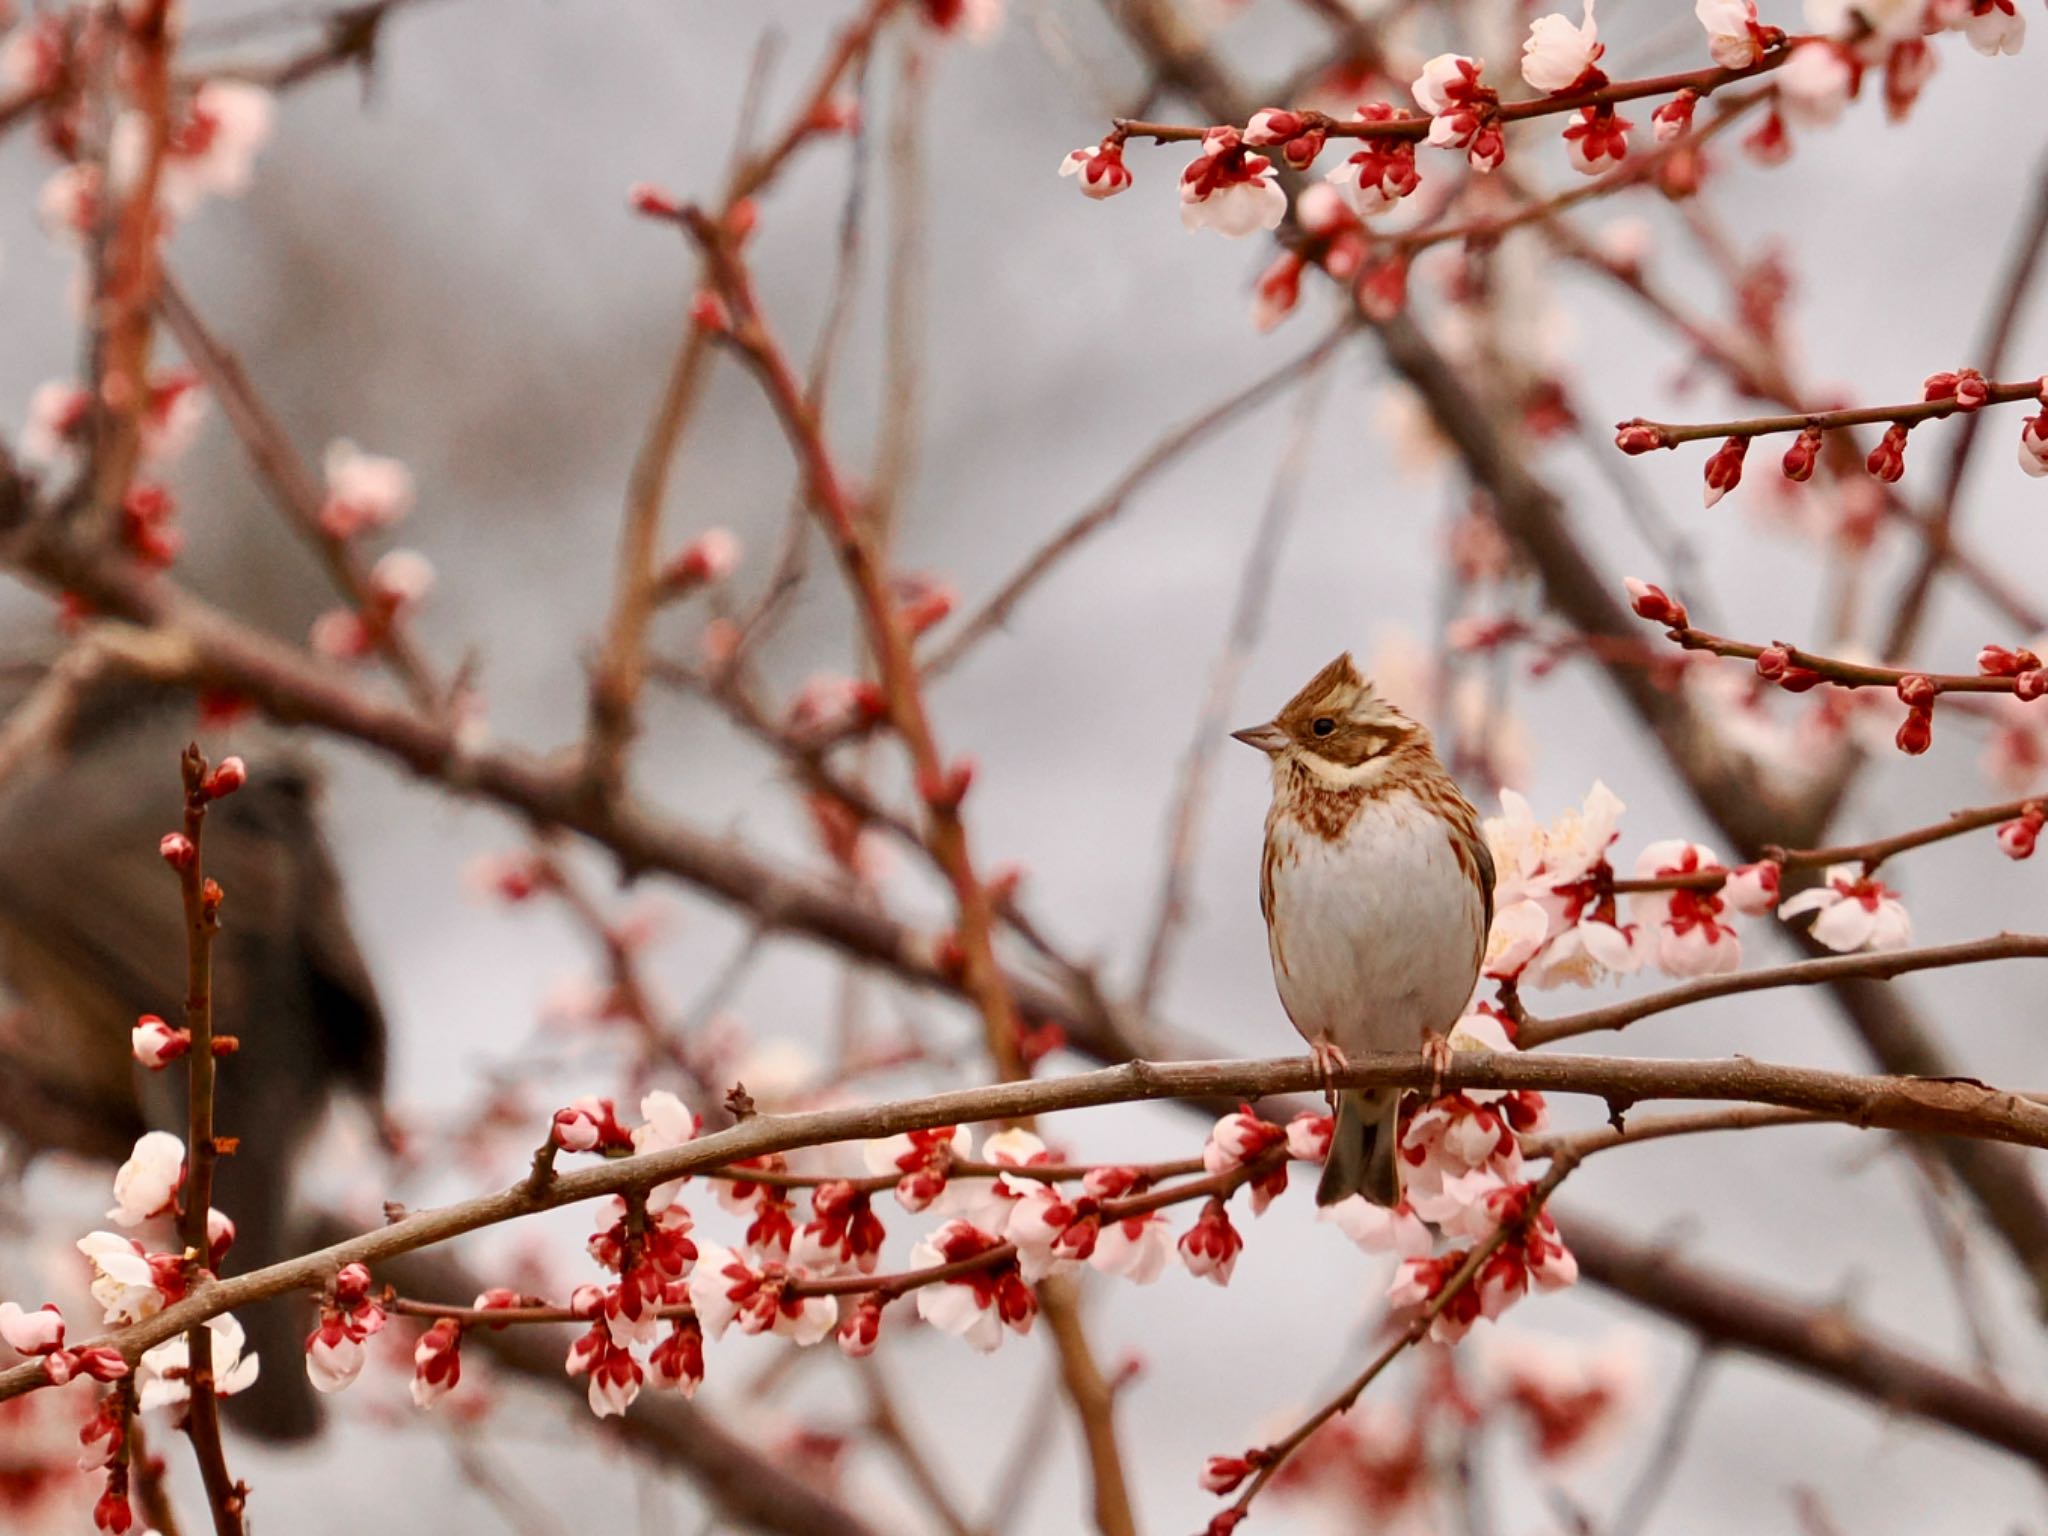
[1316, 1088, 1403, 1207]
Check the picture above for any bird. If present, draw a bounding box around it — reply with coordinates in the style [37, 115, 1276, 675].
[1233, 652, 1493, 1208]
[0, 675, 387, 1440]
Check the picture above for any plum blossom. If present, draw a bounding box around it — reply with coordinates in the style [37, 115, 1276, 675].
[1562, 106, 1630, 175]
[136, 1313, 260, 1413]
[1778, 42, 1856, 127]
[1628, 840, 1742, 976]
[305, 1262, 387, 1394]
[130, 1015, 189, 1070]
[1960, 0, 2024, 56]
[1723, 859, 1783, 914]
[1060, 141, 1132, 200]
[149, 82, 276, 217]
[411, 1318, 462, 1408]
[1412, 55, 1504, 171]
[1202, 1108, 1288, 1175]
[2019, 413, 2048, 477]
[909, 1221, 1035, 1351]
[632, 1089, 699, 1206]
[688, 1242, 837, 1345]
[1695, 0, 1771, 68]
[0, 1300, 66, 1356]
[1179, 1199, 1244, 1285]
[1320, 1195, 1433, 1257]
[1488, 1331, 1642, 1462]
[1484, 783, 1643, 988]
[1779, 864, 1912, 951]
[1323, 105, 1420, 217]
[1521, 2, 1604, 93]
[78, 1233, 172, 1323]
[864, 1124, 971, 1211]
[1179, 128, 1287, 236]
[108, 1132, 184, 1228]
[320, 440, 415, 538]
[1090, 1212, 1174, 1284]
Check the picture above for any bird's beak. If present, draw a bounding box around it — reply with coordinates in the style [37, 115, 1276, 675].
[1231, 721, 1289, 754]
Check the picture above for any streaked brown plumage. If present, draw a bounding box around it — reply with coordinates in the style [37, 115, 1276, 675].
[1235, 653, 1492, 1206]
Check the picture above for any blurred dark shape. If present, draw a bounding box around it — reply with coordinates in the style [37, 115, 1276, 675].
[0, 677, 385, 1441]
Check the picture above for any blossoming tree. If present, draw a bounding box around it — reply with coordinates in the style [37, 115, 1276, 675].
[0, 0, 2046, 1533]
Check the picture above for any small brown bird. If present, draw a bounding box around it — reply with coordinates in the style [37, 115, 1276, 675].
[1234, 653, 1493, 1207]
[0, 678, 386, 1440]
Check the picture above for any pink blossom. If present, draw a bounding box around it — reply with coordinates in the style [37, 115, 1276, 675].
[2018, 414, 2048, 477]
[1004, 1186, 1092, 1280]
[1629, 839, 1741, 977]
[1723, 860, 1782, 914]
[77, 1232, 169, 1323]
[145, 81, 276, 217]
[908, 1221, 1035, 1351]
[1323, 105, 1421, 218]
[305, 1319, 368, 1394]
[1779, 864, 1912, 951]
[664, 528, 741, 588]
[411, 1318, 463, 1408]
[1521, 1, 1604, 93]
[864, 1124, 971, 1211]
[1060, 141, 1133, 200]
[1489, 1330, 1642, 1463]
[687, 1243, 836, 1345]
[137, 1313, 261, 1412]
[1090, 1213, 1174, 1284]
[1413, 55, 1504, 172]
[320, 440, 415, 538]
[1203, 1108, 1288, 1175]
[1778, 43, 1855, 127]
[1387, 1251, 1486, 1343]
[131, 1015, 189, 1070]
[0, 1300, 65, 1355]
[552, 1097, 631, 1154]
[1320, 1195, 1433, 1257]
[1961, 0, 2024, 56]
[108, 1132, 183, 1229]
[1179, 128, 1287, 237]
[1178, 1199, 1244, 1286]
[1563, 106, 1630, 175]
[368, 548, 436, 609]
[1285, 1111, 1333, 1162]
[1695, 0, 1769, 68]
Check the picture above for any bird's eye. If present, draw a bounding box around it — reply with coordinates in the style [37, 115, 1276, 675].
[1311, 717, 1335, 737]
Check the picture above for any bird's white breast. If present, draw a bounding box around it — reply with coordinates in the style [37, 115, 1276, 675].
[1265, 790, 1483, 1054]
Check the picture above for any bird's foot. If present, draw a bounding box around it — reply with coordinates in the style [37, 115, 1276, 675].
[1311, 1036, 1350, 1111]
[1421, 1030, 1455, 1101]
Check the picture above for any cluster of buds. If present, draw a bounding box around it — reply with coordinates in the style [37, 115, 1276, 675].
[1754, 644, 1823, 693]
[1413, 55, 1505, 172]
[1243, 108, 1326, 169]
[1980, 642, 2048, 700]
[305, 1262, 388, 1393]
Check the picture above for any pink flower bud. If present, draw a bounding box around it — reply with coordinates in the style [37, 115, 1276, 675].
[201, 755, 247, 800]
[1998, 808, 2044, 860]
[208, 1208, 236, 1268]
[1702, 436, 1748, 508]
[1896, 705, 1933, 756]
[1651, 90, 1697, 143]
[2017, 669, 2048, 701]
[662, 528, 741, 589]
[1979, 644, 2042, 676]
[1201, 1455, 1258, 1494]
[2020, 413, 2048, 478]
[158, 832, 196, 871]
[1866, 422, 1909, 483]
[411, 1318, 463, 1409]
[131, 1015, 189, 1069]
[1613, 421, 1667, 454]
[1896, 674, 1938, 709]
[1623, 577, 1688, 628]
[1723, 860, 1782, 915]
[334, 1262, 373, 1309]
[1924, 368, 1989, 411]
[1781, 425, 1822, 482]
[1754, 645, 1792, 680]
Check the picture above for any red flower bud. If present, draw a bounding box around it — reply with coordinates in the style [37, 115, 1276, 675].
[1624, 578, 1688, 628]
[1702, 436, 1748, 507]
[1896, 673, 1938, 709]
[1895, 705, 1933, 755]
[1781, 425, 1822, 482]
[2017, 669, 2048, 702]
[1924, 368, 1988, 410]
[628, 182, 681, 219]
[1979, 644, 2042, 676]
[200, 755, 247, 800]
[689, 290, 731, 332]
[1613, 421, 1667, 455]
[1866, 422, 1909, 482]
[158, 832, 196, 871]
[1754, 645, 1792, 680]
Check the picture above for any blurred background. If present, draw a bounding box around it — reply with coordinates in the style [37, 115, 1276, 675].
[2, 0, 2047, 1530]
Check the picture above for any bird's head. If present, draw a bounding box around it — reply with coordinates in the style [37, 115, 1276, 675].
[1231, 652, 1425, 789]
